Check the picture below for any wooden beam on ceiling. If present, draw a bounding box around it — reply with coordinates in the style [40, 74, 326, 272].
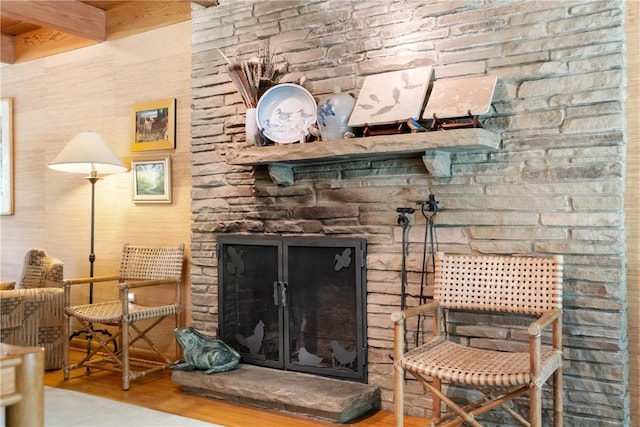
[2, 1, 106, 42]
[0, 1, 213, 64]
[14, 28, 98, 63]
[1, 32, 15, 64]
[106, 1, 191, 40]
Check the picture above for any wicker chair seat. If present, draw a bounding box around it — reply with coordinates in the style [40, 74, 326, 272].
[401, 337, 562, 387]
[65, 301, 179, 324]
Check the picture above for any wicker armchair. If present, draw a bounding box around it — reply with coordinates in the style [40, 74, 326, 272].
[63, 243, 185, 390]
[391, 252, 563, 427]
[0, 248, 65, 370]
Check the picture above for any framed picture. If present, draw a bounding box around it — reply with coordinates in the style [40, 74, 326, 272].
[1, 98, 14, 215]
[131, 156, 172, 203]
[130, 98, 176, 152]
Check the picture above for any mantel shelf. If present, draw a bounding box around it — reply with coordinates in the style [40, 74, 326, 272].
[225, 128, 500, 185]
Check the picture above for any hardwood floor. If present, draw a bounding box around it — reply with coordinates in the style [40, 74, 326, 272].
[44, 349, 428, 427]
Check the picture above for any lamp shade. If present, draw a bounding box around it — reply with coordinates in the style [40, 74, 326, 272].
[49, 131, 127, 175]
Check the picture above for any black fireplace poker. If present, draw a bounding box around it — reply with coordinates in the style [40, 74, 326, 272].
[415, 194, 439, 346]
[396, 207, 414, 312]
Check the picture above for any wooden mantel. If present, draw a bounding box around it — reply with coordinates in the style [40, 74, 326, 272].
[225, 128, 501, 185]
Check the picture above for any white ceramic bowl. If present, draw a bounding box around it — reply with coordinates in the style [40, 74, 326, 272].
[256, 83, 317, 144]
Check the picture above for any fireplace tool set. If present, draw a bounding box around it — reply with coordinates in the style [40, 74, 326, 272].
[396, 194, 439, 349]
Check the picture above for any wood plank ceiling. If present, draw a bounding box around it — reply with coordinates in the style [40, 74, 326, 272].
[0, 0, 218, 65]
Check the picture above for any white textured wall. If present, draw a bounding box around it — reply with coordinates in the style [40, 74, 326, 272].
[0, 21, 193, 355]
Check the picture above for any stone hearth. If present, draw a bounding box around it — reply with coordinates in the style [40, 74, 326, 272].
[172, 364, 381, 423]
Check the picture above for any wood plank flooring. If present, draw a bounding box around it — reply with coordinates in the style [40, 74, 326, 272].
[44, 350, 428, 427]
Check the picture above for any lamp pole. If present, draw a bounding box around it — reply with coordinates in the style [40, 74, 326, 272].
[84, 169, 115, 356]
[88, 169, 100, 302]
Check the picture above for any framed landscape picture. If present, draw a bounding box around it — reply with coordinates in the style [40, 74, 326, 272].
[1, 98, 14, 215]
[130, 98, 176, 152]
[131, 156, 172, 203]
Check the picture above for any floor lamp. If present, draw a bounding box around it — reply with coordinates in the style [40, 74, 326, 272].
[48, 131, 127, 350]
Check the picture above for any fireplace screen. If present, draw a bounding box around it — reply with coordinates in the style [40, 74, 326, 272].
[217, 235, 367, 382]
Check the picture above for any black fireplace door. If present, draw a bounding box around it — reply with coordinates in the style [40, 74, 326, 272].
[217, 236, 284, 369]
[217, 235, 367, 382]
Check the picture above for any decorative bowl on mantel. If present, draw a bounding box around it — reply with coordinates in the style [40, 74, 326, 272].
[256, 83, 317, 144]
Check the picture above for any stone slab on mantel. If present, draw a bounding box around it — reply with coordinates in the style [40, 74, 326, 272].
[172, 364, 381, 424]
[225, 128, 500, 167]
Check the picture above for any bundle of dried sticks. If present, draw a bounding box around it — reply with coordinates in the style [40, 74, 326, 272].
[218, 46, 279, 109]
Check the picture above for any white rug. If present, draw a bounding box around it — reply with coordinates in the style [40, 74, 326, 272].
[41, 386, 223, 427]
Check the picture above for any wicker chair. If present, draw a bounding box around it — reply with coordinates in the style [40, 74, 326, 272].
[63, 243, 185, 390]
[391, 252, 563, 427]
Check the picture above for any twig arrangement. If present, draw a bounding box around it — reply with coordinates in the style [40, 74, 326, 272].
[218, 45, 280, 109]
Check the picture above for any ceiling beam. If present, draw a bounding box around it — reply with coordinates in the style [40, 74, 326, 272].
[2, 1, 106, 42]
[14, 28, 97, 63]
[106, 2, 191, 40]
[1, 32, 16, 64]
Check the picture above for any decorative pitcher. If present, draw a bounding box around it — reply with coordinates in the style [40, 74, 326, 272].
[316, 87, 355, 141]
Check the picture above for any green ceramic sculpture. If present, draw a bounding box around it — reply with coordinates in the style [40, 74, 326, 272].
[171, 327, 240, 374]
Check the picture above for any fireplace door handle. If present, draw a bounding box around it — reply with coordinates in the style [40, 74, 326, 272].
[281, 281, 288, 307]
[273, 281, 288, 306]
[273, 281, 279, 306]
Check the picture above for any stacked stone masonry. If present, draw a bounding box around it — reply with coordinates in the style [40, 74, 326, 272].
[190, 1, 630, 426]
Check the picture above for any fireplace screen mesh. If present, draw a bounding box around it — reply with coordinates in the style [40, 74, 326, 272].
[217, 235, 367, 382]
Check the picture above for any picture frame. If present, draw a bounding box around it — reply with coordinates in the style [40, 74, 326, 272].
[131, 156, 172, 203]
[130, 98, 176, 152]
[1, 98, 14, 215]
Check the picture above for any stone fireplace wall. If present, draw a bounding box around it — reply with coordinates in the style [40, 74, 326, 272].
[189, 1, 630, 425]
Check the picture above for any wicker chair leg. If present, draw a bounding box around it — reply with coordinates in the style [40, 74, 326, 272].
[393, 361, 404, 427]
[63, 287, 71, 381]
[393, 319, 406, 427]
[530, 382, 542, 427]
[394, 364, 404, 427]
[554, 368, 563, 426]
[433, 377, 442, 422]
[122, 324, 130, 391]
[63, 314, 70, 381]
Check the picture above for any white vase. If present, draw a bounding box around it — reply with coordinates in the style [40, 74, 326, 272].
[245, 108, 259, 145]
[317, 87, 355, 141]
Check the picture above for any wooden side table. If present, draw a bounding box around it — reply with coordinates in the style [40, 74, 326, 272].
[0, 343, 44, 427]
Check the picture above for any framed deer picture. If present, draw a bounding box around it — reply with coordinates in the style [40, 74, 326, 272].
[130, 98, 176, 152]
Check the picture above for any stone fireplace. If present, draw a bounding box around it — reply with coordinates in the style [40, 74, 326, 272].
[216, 235, 368, 382]
[188, 1, 631, 425]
